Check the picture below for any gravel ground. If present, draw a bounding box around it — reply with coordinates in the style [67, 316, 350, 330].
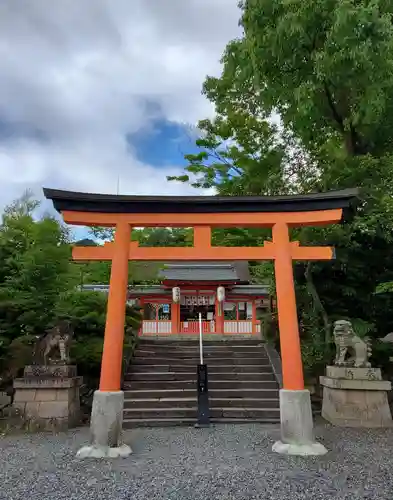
[1, 422, 393, 500]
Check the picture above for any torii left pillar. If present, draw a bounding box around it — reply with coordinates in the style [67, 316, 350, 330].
[77, 222, 132, 458]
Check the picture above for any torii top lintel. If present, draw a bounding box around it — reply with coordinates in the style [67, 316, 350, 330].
[43, 188, 359, 228]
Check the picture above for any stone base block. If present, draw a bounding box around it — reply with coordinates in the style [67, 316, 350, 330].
[76, 390, 131, 459]
[24, 365, 77, 378]
[13, 366, 82, 430]
[272, 441, 328, 456]
[325, 366, 383, 381]
[273, 389, 328, 456]
[320, 367, 392, 427]
[76, 444, 132, 459]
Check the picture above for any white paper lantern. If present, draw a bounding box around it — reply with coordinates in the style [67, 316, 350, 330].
[172, 287, 181, 303]
[217, 286, 225, 303]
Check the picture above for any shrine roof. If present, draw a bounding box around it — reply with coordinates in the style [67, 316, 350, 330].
[44, 188, 359, 216]
[80, 284, 270, 296]
[160, 261, 250, 283]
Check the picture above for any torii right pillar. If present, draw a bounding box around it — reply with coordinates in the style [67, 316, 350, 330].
[271, 222, 327, 456]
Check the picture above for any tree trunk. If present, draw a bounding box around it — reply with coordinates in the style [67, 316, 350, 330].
[304, 262, 331, 350]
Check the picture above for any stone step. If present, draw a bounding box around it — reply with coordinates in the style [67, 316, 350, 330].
[123, 407, 280, 420]
[123, 388, 280, 399]
[124, 339, 279, 428]
[131, 357, 268, 366]
[137, 345, 265, 352]
[124, 397, 280, 409]
[123, 380, 278, 390]
[210, 398, 279, 409]
[123, 418, 196, 427]
[139, 339, 262, 346]
[124, 397, 197, 409]
[135, 349, 267, 359]
[125, 372, 276, 382]
[123, 417, 279, 428]
[135, 347, 267, 357]
[130, 364, 272, 373]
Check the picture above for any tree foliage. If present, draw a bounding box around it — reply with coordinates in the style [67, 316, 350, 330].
[0, 194, 73, 340]
[168, 0, 393, 373]
[0, 194, 141, 383]
[55, 290, 141, 378]
[83, 226, 195, 286]
[241, 0, 393, 157]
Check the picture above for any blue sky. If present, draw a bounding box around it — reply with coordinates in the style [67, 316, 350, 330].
[128, 119, 199, 170]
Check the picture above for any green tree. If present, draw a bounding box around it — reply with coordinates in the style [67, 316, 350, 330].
[54, 290, 141, 378]
[0, 193, 143, 384]
[0, 194, 74, 339]
[83, 227, 195, 286]
[168, 113, 317, 197]
[241, 0, 393, 158]
[133, 227, 193, 247]
[0, 193, 75, 381]
[168, 1, 393, 373]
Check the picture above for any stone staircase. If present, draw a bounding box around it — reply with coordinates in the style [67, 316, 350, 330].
[122, 338, 281, 427]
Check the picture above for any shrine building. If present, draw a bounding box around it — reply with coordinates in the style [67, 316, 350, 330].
[83, 261, 272, 336]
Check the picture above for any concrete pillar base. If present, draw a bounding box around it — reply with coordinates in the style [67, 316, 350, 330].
[76, 443, 132, 459]
[272, 389, 328, 456]
[76, 390, 132, 459]
[272, 440, 327, 456]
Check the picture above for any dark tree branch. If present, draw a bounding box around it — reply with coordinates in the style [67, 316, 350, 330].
[323, 81, 345, 134]
[305, 262, 331, 351]
[207, 150, 243, 176]
[322, 81, 368, 156]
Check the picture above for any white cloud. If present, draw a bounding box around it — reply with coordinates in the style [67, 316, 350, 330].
[0, 0, 240, 211]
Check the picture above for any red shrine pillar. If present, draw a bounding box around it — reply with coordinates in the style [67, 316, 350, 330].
[252, 300, 257, 335]
[215, 297, 224, 334]
[171, 302, 180, 334]
[100, 222, 131, 391]
[272, 222, 304, 390]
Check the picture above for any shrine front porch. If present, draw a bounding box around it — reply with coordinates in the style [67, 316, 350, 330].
[139, 319, 262, 336]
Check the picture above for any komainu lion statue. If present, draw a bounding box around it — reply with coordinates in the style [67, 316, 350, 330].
[33, 320, 74, 365]
[333, 319, 372, 368]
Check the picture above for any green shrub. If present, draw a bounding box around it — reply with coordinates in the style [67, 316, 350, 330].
[55, 290, 142, 336]
[61, 291, 142, 380]
[71, 328, 139, 383]
[70, 336, 104, 379]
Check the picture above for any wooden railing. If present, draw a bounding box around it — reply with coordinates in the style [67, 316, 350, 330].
[140, 319, 261, 335]
[223, 320, 259, 334]
[180, 321, 215, 334]
[141, 320, 171, 335]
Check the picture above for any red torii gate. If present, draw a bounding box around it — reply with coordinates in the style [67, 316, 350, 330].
[44, 187, 358, 457]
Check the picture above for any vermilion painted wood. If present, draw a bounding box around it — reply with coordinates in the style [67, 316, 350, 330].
[62, 208, 343, 227]
[72, 241, 334, 261]
[99, 222, 130, 391]
[273, 223, 305, 390]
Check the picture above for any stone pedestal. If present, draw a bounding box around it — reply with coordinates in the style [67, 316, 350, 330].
[320, 366, 392, 427]
[13, 365, 82, 430]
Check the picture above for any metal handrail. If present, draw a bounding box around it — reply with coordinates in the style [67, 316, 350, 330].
[198, 313, 203, 364]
